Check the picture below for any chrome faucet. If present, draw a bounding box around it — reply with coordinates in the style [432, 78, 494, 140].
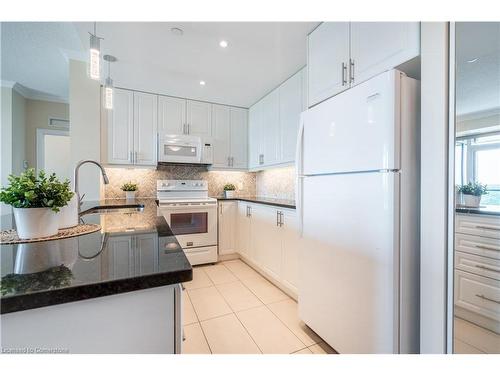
[74, 160, 110, 212]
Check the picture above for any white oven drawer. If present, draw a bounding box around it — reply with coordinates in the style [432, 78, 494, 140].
[455, 251, 500, 281]
[454, 270, 500, 323]
[455, 214, 500, 239]
[455, 233, 500, 260]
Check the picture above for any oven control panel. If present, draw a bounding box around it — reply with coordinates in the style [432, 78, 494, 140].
[157, 180, 208, 191]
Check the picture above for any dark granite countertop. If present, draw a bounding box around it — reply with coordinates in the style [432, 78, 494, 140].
[1, 199, 192, 314]
[455, 205, 500, 217]
[215, 196, 296, 209]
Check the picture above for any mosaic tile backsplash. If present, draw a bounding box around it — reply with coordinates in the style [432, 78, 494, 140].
[103, 165, 257, 199]
[256, 166, 296, 200]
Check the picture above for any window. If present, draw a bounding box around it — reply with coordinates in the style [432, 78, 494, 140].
[456, 133, 500, 206]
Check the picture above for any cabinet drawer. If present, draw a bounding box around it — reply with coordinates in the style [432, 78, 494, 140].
[455, 270, 500, 322]
[455, 233, 500, 260]
[455, 251, 500, 281]
[455, 214, 500, 239]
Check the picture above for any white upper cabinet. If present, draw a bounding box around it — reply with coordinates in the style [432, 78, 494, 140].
[307, 22, 350, 107]
[133, 92, 158, 165]
[261, 90, 280, 166]
[307, 22, 420, 107]
[248, 101, 263, 169]
[229, 107, 248, 169]
[106, 88, 134, 165]
[350, 22, 420, 85]
[212, 104, 232, 168]
[157, 96, 186, 134]
[186, 100, 212, 138]
[279, 69, 304, 163]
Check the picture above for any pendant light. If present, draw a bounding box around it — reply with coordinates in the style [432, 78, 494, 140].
[103, 55, 117, 110]
[88, 22, 103, 80]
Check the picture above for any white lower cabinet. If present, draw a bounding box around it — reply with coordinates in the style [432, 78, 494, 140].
[234, 202, 299, 297]
[218, 201, 237, 255]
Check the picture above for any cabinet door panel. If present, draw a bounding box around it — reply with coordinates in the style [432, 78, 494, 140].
[307, 22, 350, 107]
[107, 235, 134, 279]
[187, 100, 212, 138]
[350, 22, 420, 85]
[218, 201, 237, 255]
[261, 90, 280, 166]
[281, 209, 300, 294]
[133, 92, 158, 165]
[212, 104, 231, 168]
[107, 88, 133, 164]
[248, 102, 263, 169]
[279, 70, 303, 163]
[251, 204, 281, 279]
[135, 234, 158, 275]
[230, 107, 248, 169]
[158, 96, 186, 134]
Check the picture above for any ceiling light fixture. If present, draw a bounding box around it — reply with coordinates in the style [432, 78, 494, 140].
[219, 40, 228, 48]
[103, 55, 117, 110]
[88, 22, 103, 80]
[171, 27, 184, 36]
[199, 80, 206, 86]
[467, 58, 479, 63]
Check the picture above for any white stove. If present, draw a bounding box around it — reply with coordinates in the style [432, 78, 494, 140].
[157, 180, 217, 265]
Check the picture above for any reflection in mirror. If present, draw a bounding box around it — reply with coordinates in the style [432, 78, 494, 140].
[453, 22, 500, 354]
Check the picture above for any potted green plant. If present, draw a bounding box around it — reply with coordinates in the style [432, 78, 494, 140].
[458, 182, 488, 208]
[223, 183, 236, 198]
[0, 169, 74, 239]
[121, 182, 138, 200]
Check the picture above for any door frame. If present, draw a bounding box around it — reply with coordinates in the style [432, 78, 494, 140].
[36, 128, 70, 172]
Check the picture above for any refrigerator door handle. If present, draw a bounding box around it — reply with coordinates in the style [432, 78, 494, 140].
[295, 114, 305, 236]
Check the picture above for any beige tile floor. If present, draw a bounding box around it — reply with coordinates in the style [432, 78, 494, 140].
[182, 259, 337, 354]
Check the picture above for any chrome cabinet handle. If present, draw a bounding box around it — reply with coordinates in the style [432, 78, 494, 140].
[475, 244, 500, 252]
[280, 212, 284, 227]
[276, 211, 280, 227]
[129, 151, 133, 162]
[476, 225, 500, 232]
[349, 59, 355, 84]
[227, 156, 230, 166]
[342, 62, 347, 86]
[475, 294, 500, 305]
[182, 124, 186, 134]
[187, 124, 190, 134]
[247, 206, 252, 217]
[475, 265, 500, 274]
[231, 157, 234, 167]
[135, 151, 138, 163]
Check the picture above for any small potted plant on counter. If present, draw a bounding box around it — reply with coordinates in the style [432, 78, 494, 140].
[0, 168, 74, 239]
[458, 182, 488, 208]
[223, 183, 236, 198]
[121, 182, 138, 200]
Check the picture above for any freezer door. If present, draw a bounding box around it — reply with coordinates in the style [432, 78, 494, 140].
[298, 172, 400, 353]
[302, 70, 401, 175]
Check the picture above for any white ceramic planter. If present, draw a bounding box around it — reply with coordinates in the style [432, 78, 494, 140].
[13, 207, 59, 239]
[58, 194, 79, 229]
[224, 190, 235, 198]
[462, 194, 481, 208]
[125, 191, 136, 200]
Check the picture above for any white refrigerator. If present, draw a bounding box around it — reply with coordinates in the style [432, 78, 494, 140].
[296, 70, 420, 354]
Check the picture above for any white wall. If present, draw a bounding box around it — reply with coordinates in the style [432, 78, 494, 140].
[69, 59, 101, 199]
[420, 22, 450, 354]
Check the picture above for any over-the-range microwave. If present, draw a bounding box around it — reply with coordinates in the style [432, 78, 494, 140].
[158, 133, 213, 165]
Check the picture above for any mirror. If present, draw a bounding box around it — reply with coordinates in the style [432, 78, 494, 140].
[452, 22, 500, 354]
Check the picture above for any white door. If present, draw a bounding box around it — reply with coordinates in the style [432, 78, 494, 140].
[218, 201, 236, 255]
[248, 102, 263, 169]
[302, 70, 400, 175]
[133, 92, 158, 165]
[107, 88, 133, 165]
[236, 203, 251, 259]
[36, 129, 70, 180]
[261, 90, 280, 166]
[280, 209, 300, 295]
[212, 104, 231, 168]
[251, 204, 281, 279]
[279, 70, 303, 163]
[158, 96, 186, 135]
[307, 22, 350, 107]
[186, 100, 212, 138]
[134, 234, 159, 275]
[229, 107, 248, 169]
[299, 172, 399, 353]
[350, 22, 420, 86]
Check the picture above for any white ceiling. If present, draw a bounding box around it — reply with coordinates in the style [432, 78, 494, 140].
[1, 22, 318, 107]
[456, 22, 500, 117]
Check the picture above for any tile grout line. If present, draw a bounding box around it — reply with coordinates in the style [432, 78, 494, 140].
[184, 282, 213, 354]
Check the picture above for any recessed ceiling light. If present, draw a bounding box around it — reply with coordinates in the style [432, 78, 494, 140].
[467, 58, 479, 63]
[171, 27, 183, 36]
[219, 40, 228, 48]
[199, 80, 206, 86]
